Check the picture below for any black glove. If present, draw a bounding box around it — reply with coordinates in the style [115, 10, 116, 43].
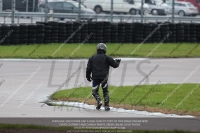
[115, 59, 121, 67]
[86, 76, 92, 82]
[115, 59, 121, 63]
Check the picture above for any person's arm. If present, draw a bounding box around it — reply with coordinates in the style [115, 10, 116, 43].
[106, 56, 121, 68]
[86, 57, 92, 81]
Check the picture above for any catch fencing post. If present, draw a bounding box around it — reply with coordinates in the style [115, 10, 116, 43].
[45, 0, 48, 22]
[172, 0, 175, 23]
[26, 0, 29, 12]
[12, 0, 16, 24]
[111, 0, 113, 22]
[78, 0, 81, 22]
[141, 0, 144, 23]
[0, 0, 2, 12]
[33, 0, 35, 12]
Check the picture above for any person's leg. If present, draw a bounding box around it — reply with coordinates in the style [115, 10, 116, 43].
[41, 8, 45, 12]
[101, 80, 110, 111]
[92, 79, 102, 109]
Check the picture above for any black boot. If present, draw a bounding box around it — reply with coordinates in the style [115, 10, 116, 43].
[102, 83, 110, 111]
[92, 93, 102, 110]
[96, 101, 102, 110]
[104, 98, 110, 111]
[105, 106, 110, 111]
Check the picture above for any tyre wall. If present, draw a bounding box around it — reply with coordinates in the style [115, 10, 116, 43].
[0, 21, 200, 45]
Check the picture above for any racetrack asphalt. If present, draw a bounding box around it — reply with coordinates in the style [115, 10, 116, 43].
[0, 58, 200, 131]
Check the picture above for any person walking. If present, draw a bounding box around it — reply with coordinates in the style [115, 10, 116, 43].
[38, 0, 45, 12]
[86, 43, 121, 111]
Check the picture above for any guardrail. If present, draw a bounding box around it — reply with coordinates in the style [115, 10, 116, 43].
[0, 12, 200, 24]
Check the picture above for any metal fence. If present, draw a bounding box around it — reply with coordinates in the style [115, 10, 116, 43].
[0, 12, 200, 24]
[0, 0, 199, 24]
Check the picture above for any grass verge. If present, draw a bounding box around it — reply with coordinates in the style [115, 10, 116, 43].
[0, 124, 198, 133]
[51, 83, 200, 117]
[0, 123, 74, 130]
[0, 43, 200, 58]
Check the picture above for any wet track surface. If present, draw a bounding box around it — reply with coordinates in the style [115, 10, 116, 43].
[0, 58, 200, 131]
